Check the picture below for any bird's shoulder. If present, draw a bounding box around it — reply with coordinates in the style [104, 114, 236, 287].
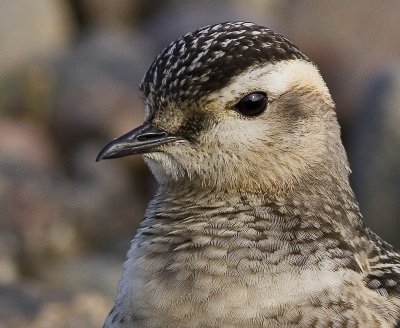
[363, 229, 400, 299]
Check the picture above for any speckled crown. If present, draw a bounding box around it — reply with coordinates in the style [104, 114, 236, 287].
[140, 22, 309, 109]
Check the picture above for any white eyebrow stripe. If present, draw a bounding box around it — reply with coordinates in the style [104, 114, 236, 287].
[209, 60, 331, 103]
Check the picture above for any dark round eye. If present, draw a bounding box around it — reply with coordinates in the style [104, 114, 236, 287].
[235, 92, 268, 117]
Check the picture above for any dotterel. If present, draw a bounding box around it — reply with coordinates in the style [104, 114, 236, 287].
[97, 22, 400, 328]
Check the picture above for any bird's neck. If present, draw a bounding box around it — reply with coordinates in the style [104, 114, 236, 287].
[152, 157, 363, 226]
[146, 170, 365, 246]
[139, 178, 365, 275]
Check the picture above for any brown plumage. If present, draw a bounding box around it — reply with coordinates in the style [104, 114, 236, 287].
[97, 22, 400, 327]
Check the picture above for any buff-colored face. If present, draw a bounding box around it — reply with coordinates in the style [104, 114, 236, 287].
[96, 22, 348, 194]
[141, 59, 341, 193]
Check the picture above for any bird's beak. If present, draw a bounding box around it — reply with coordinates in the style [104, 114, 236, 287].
[96, 121, 178, 161]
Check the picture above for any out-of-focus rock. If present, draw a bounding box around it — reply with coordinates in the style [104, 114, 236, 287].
[281, 0, 400, 124]
[0, 119, 79, 276]
[0, 231, 19, 283]
[0, 117, 145, 280]
[50, 27, 153, 158]
[0, 283, 47, 327]
[38, 253, 123, 298]
[0, 253, 18, 284]
[141, 0, 281, 49]
[0, 119, 59, 170]
[0, 282, 111, 328]
[30, 292, 110, 328]
[350, 65, 400, 248]
[42, 24, 156, 254]
[0, 0, 74, 75]
[81, 0, 141, 27]
[62, 141, 145, 249]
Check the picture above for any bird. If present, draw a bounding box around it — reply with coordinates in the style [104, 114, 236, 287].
[96, 22, 400, 327]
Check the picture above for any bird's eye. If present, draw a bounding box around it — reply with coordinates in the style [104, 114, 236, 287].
[235, 92, 268, 117]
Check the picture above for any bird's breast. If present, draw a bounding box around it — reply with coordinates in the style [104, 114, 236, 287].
[111, 207, 398, 327]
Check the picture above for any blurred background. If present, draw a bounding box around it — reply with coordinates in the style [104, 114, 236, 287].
[0, 0, 399, 326]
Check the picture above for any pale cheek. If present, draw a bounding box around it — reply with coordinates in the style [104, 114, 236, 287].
[210, 119, 270, 149]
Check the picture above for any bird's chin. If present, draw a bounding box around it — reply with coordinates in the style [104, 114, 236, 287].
[142, 152, 173, 165]
[143, 152, 188, 183]
[142, 152, 160, 160]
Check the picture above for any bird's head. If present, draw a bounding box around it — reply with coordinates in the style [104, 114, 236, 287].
[97, 22, 349, 195]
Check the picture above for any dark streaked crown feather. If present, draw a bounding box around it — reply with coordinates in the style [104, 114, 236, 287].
[140, 22, 309, 109]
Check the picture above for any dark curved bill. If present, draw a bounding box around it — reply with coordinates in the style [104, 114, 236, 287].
[96, 122, 178, 161]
